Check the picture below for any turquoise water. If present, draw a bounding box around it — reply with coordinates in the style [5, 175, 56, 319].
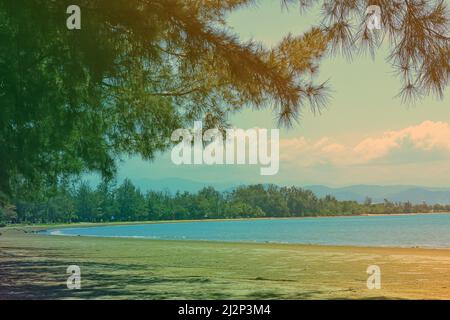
[43, 214, 450, 248]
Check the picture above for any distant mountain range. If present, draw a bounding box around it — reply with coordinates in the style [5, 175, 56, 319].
[303, 185, 450, 205]
[131, 178, 450, 205]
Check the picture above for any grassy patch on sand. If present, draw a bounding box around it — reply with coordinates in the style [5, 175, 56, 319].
[1, 226, 450, 299]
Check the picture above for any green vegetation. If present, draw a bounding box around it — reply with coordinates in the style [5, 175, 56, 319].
[0, 0, 329, 200]
[3, 180, 449, 224]
[1, 228, 450, 299]
[1, 0, 448, 212]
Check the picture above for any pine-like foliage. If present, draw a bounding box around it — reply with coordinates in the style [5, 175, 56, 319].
[0, 0, 448, 199]
[282, 0, 449, 102]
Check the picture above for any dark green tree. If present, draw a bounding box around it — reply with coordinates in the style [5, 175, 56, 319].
[0, 0, 447, 204]
[0, 0, 330, 199]
[74, 181, 96, 222]
[116, 179, 146, 221]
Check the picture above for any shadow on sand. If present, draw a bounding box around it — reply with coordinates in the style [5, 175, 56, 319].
[0, 242, 400, 300]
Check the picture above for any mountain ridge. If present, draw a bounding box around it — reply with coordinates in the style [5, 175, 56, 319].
[129, 178, 450, 205]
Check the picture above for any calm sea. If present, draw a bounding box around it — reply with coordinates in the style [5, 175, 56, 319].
[43, 213, 450, 248]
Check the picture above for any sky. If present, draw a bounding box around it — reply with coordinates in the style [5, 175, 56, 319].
[117, 1, 450, 188]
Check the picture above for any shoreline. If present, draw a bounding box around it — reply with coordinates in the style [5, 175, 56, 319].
[4, 226, 450, 252]
[40, 232, 450, 251]
[21, 211, 450, 251]
[8, 211, 450, 232]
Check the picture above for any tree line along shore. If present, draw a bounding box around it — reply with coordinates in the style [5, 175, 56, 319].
[2, 180, 450, 225]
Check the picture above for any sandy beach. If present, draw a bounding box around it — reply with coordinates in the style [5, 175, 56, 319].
[1, 226, 450, 299]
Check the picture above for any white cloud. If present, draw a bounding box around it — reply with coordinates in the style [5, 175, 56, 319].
[281, 121, 450, 167]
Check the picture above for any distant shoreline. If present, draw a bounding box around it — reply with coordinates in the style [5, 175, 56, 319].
[7, 211, 450, 232]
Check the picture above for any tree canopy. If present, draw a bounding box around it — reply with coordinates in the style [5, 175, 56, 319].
[0, 0, 448, 202]
[5, 180, 448, 224]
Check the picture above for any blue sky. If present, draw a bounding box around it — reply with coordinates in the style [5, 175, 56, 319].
[116, 1, 450, 187]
